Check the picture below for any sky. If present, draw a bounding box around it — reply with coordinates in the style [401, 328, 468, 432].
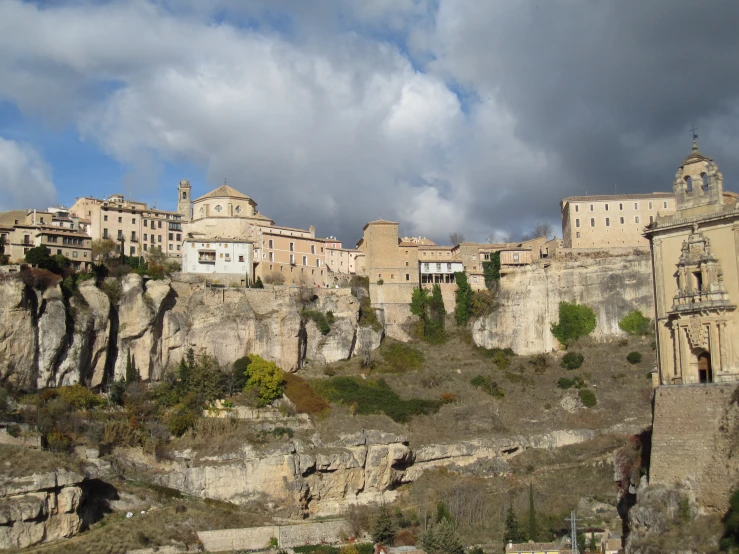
[2, 0, 739, 245]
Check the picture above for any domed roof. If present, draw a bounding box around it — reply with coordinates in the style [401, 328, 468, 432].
[681, 139, 712, 166]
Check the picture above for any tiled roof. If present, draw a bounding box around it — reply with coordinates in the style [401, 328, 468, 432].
[194, 185, 253, 202]
[562, 193, 674, 202]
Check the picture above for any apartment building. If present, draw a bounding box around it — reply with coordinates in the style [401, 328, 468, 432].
[182, 238, 252, 281]
[261, 227, 327, 286]
[325, 246, 359, 275]
[560, 193, 676, 249]
[69, 194, 183, 258]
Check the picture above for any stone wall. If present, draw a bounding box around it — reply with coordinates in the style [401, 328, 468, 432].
[650, 383, 739, 513]
[196, 520, 352, 552]
[472, 254, 654, 355]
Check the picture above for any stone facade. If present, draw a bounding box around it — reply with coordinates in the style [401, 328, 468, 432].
[561, 193, 676, 249]
[645, 141, 739, 385]
[196, 520, 353, 552]
[649, 384, 739, 513]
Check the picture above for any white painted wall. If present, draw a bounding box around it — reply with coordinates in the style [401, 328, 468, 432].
[183, 240, 253, 275]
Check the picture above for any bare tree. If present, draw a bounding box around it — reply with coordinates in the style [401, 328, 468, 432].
[91, 238, 117, 263]
[532, 221, 553, 239]
[486, 232, 511, 244]
[449, 232, 466, 246]
[358, 327, 373, 368]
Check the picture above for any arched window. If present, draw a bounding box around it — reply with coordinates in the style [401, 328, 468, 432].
[685, 175, 693, 192]
[701, 173, 709, 190]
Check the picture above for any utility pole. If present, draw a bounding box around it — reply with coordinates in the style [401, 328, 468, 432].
[565, 510, 579, 554]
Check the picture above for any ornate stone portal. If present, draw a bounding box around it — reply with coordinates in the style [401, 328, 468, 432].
[646, 140, 739, 385]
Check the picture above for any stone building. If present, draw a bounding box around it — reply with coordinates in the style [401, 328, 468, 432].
[69, 193, 183, 259]
[181, 183, 330, 286]
[0, 208, 92, 270]
[561, 193, 676, 249]
[645, 139, 739, 385]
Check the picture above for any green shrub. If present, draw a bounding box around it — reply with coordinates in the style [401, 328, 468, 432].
[283, 373, 329, 415]
[470, 289, 498, 317]
[303, 310, 331, 335]
[358, 296, 383, 331]
[410, 285, 446, 343]
[454, 272, 473, 326]
[244, 356, 285, 407]
[381, 343, 424, 373]
[561, 352, 584, 370]
[579, 389, 597, 408]
[627, 351, 643, 365]
[377, 279, 384, 285]
[550, 301, 597, 347]
[167, 406, 199, 437]
[557, 376, 585, 390]
[492, 350, 511, 370]
[57, 384, 104, 410]
[482, 252, 501, 289]
[619, 310, 651, 336]
[271, 427, 294, 439]
[470, 375, 486, 388]
[470, 375, 504, 398]
[326, 311, 335, 325]
[314, 377, 441, 423]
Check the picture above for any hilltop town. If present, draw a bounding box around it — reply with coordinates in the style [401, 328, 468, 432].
[0, 140, 736, 554]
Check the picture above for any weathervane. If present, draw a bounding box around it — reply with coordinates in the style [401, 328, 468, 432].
[690, 124, 699, 141]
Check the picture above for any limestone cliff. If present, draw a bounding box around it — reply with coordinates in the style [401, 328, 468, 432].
[472, 254, 654, 354]
[0, 468, 85, 549]
[0, 275, 381, 388]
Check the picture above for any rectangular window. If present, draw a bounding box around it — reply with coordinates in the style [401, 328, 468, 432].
[143, 220, 147, 227]
[635, 216, 640, 224]
[575, 205, 579, 212]
[575, 219, 580, 228]
[104, 215, 108, 222]
[606, 217, 610, 226]
[72, 251, 78, 258]
[168, 244, 173, 250]
[648, 202, 653, 210]
[57, 249, 62, 255]
[268, 239, 273, 248]
[117, 230, 123, 239]
[649, 215, 654, 223]
[132, 218, 136, 224]
[576, 232, 580, 238]
[169, 233, 173, 240]
[158, 235, 162, 242]
[664, 201, 668, 209]
[302, 256, 307, 266]
[436, 263, 441, 271]
[619, 203, 623, 210]
[289, 242, 294, 251]
[269, 252, 274, 261]
[158, 221, 162, 229]
[176, 234, 181, 241]
[118, 217, 122, 223]
[424, 263, 429, 270]
[130, 246, 135, 255]
[311, 245, 315, 254]
[406, 274, 410, 281]
[590, 204, 594, 211]
[177, 245, 180, 251]
[605, 204, 609, 211]
[144, 234, 148, 241]
[620, 217, 624, 224]
[590, 218, 595, 227]
[290, 254, 295, 264]
[634, 202, 638, 209]
[238, 255, 244, 262]
[473, 276, 478, 283]
[144, 244, 148, 251]
[447, 263, 452, 271]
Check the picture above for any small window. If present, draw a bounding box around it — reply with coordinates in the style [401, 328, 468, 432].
[513, 253, 519, 261]
[169, 233, 173, 240]
[575, 219, 580, 228]
[590, 204, 594, 211]
[302, 256, 307, 266]
[634, 202, 638, 209]
[104, 215, 108, 221]
[72, 251, 78, 258]
[606, 217, 610, 227]
[269, 252, 274, 261]
[406, 274, 410, 281]
[649, 216, 654, 223]
[620, 217, 624, 224]
[605, 204, 609, 211]
[576, 232, 580, 238]
[289, 242, 294, 252]
[118, 216, 122, 223]
[436, 263, 441, 271]
[311, 245, 315, 254]
[268, 239, 273, 248]
[144, 234, 147, 241]
[575, 205, 579, 212]
[702, 173, 709, 190]
[215, 205, 222, 213]
[290, 254, 295, 264]
[635, 216, 640, 224]
[619, 203, 623, 210]
[663, 201, 668, 209]
[390, 274, 394, 279]
[648, 202, 653, 210]
[132, 218, 136, 224]
[473, 276, 478, 283]
[590, 218, 595, 227]
[405, 261, 409, 267]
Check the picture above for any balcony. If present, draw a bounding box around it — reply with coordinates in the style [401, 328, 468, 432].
[198, 250, 216, 263]
[130, 236, 139, 243]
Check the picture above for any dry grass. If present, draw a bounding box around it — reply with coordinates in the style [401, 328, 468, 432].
[0, 445, 81, 479]
[310, 325, 655, 446]
[284, 372, 330, 415]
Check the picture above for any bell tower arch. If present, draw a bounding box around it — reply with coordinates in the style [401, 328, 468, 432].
[178, 179, 192, 221]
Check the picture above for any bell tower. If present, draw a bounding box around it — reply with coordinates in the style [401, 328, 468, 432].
[178, 179, 192, 221]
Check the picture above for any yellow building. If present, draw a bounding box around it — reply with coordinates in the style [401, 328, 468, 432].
[645, 140, 739, 384]
[505, 541, 560, 554]
[561, 193, 676, 249]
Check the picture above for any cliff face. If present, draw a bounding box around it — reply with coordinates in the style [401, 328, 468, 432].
[0, 275, 380, 388]
[472, 254, 654, 354]
[0, 468, 85, 550]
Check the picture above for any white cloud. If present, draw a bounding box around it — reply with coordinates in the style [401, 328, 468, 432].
[0, 137, 57, 211]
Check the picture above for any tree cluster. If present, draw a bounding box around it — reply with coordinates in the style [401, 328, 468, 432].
[550, 301, 597, 347]
[453, 272, 472, 326]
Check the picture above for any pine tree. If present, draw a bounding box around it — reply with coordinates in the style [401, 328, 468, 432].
[504, 504, 525, 545]
[422, 520, 463, 554]
[436, 501, 454, 524]
[427, 284, 446, 342]
[528, 483, 538, 541]
[371, 504, 396, 545]
[254, 276, 264, 289]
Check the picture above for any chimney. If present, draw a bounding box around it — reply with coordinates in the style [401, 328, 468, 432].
[309, 225, 315, 237]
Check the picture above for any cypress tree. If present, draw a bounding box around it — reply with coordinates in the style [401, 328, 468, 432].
[454, 272, 472, 326]
[125, 350, 139, 384]
[371, 504, 396, 546]
[528, 483, 538, 541]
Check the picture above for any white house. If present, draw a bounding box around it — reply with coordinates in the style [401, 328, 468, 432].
[419, 260, 465, 284]
[182, 238, 253, 280]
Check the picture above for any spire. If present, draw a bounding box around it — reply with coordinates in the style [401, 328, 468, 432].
[690, 124, 699, 152]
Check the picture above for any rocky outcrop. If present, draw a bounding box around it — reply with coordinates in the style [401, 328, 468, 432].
[0, 469, 85, 550]
[142, 425, 634, 517]
[0, 275, 379, 387]
[0, 280, 37, 388]
[472, 254, 654, 354]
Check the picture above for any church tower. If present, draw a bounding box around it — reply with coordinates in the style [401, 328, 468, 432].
[178, 179, 192, 221]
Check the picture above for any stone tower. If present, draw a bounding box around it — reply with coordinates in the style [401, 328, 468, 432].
[178, 179, 192, 221]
